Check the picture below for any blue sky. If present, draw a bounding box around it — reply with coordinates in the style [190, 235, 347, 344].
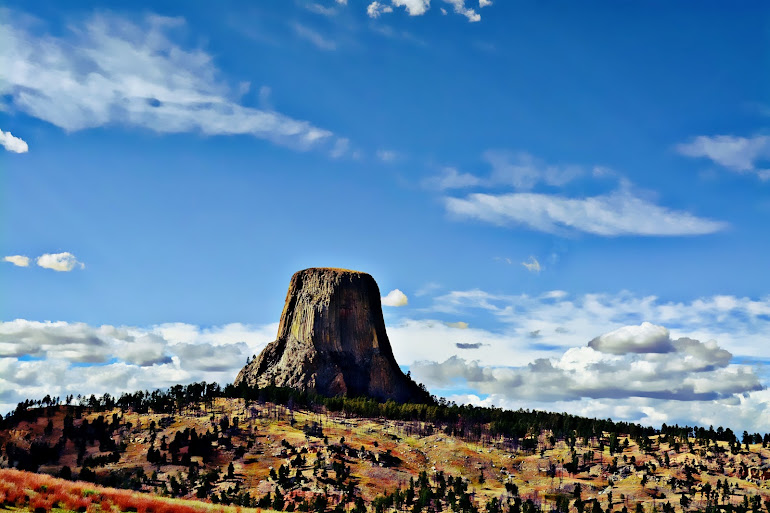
[2, 1, 770, 431]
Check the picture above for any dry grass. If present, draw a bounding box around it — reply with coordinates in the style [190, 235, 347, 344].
[5, 399, 770, 513]
[0, 468, 277, 513]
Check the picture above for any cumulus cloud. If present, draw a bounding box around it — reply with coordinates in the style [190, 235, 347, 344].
[521, 256, 541, 273]
[415, 288, 770, 369]
[0, 319, 278, 414]
[382, 288, 409, 307]
[445, 189, 726, 236]
[3, 255, 30, 267]
[677, 135, 770, 180]
[445, 321, 469, 329]
[443, 0, 480, 22]
[392, 0, 431, 16]
[588, 322, 675, 354]
[411, 323, 762, 404]
[5, 288, 770, 430]
[0, 11, 336, 151]
[367, 2, 394, 17]
[383, 0, 486, 21]
[36, 252, 84, 272]
[0, 128, 28, 153]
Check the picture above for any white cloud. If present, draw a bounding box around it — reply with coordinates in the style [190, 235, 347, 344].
[388, 318, 554, 368]
[521, 256, 541, 273]
[410, 323, 763, 424]
[448, 392, 770, 433]
[415, 282, 441, 297]
[420, 288, 770, 368]
[330, 137, 350, 158]
[588, 322, 675, 354]
[0, 11, 335, 150]
[424, 167, 482, 190]
[3, 255, 30, 267]
[376, 149, 398, 162]
[291, 21, 337, 50]
[0, 319, 278, 414]
[5, 287, 770, 431]
[445, 189, 727, 236]
[306, 3, 338, 16]
[36, 252, 84, 272]
[425, 151, 583, 191]
[382, 288, 409, 307]
[0, 128, 28, 153]
[430, 151, 725, 237]
[367, 2, 394, 18]
[484, 150, 583, 190]
[677, 135, 770, 180]
[392, 0, 431, 16]
[258, 85, 273, 109]
[443, 0, 481, 22]
[366, 0, 482, 21]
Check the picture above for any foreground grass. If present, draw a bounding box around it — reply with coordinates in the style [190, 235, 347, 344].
[0, 468, 276, 513]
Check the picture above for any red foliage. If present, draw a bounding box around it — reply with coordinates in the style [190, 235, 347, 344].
[0, 469, 231, 513]
[29, 495, 53, 513]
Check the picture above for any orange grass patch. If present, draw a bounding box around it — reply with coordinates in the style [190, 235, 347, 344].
[0, 468, 254, 513]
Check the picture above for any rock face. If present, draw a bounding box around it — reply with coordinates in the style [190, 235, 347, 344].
[235, 268, 431, 403]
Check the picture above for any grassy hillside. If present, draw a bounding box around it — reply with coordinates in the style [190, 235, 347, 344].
[2, 388, 770, 513]
[0, 467, 278, 513]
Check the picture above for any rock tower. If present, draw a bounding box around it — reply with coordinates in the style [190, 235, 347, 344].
[234, 268, 430, 403]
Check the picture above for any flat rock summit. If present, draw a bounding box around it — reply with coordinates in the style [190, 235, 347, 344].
[235, 268, 431, 403]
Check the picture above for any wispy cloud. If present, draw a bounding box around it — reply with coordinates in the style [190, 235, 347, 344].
[425, 151, 585, 191]
[0, 11, 336, 151]
[446, 189, 726, 236]
[424, 167, 483, 190]
[430, 151, 725, 237]
[304, 3, 339, 17]
[3, 255, 30, 267]
[376, 149, 398, 162]
[0, 128, 28, 153]
[521, 256, 541, 273]
[291, 21, 337, 50]
[677, 134, 770, 181]
[36, 252, 85, 272]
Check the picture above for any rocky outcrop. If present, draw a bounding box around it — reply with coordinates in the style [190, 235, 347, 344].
[234, 268, 431, 403]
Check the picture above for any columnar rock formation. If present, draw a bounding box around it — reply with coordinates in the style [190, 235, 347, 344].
[234, 268, 431, 403]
